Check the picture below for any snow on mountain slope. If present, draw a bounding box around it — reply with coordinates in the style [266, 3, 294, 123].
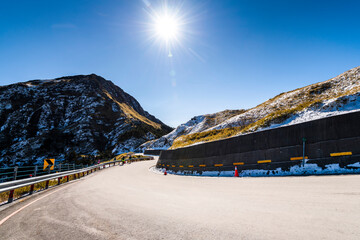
[211, 66, 360, 131]
[266, 93, 360, 130]
[137, 110, 244, 151]
[0, 74, 172, 165]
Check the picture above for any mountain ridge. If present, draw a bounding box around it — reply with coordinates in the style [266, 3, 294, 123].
[0, 74, 172, 166]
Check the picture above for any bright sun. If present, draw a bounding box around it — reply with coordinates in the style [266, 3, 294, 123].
[154, 14, 180, 41]
[144, 1, 190, 57]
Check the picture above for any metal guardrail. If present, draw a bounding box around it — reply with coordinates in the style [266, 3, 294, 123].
[0, 156, 154, 204]
[0, 156, 154, 184]
[0, 163, 87, 183]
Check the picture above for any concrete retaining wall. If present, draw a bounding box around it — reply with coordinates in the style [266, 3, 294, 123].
[157, 111, 360, 172]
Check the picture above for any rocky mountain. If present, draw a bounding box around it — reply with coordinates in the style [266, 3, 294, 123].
[142, 66, 360, 150]
[0, 74, 172, 166]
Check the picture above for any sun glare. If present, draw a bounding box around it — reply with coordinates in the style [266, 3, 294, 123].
[143, 0, 198, 58]
[154, 14, 180, 41]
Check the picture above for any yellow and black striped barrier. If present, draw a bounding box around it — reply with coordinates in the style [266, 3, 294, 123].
[233, 162, 244, 165]
[158, 150, 355, 170]
[290, 156, 308, 161]
[257, 160, 271, 164]
[330, 152, 352, 157]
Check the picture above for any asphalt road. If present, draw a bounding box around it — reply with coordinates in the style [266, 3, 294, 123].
[0, 159, 360, 240]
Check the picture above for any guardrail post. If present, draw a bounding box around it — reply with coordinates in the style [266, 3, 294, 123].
[67, 175, 69, 182]
[45, 180, 49, 189]
[57, 177, 61, 185]
[29, 184, 35, 195]
[14, 166, 18, 180]
[33, 165, 38, 177]
[8, 190, 14, 203]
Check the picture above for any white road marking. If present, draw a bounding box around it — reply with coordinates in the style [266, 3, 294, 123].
[0, 183, 74, 226]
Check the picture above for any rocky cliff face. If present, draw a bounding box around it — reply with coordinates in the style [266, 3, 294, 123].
[0, 74, 172, 165]
[142, 66, 360, 149]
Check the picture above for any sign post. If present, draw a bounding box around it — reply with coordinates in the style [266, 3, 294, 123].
[302, 138, 306, 167]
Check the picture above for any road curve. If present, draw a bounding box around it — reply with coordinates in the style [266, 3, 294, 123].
[0, 159, 360, 240]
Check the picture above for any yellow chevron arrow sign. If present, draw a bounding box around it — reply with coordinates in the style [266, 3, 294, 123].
[43, 158, 55, 171]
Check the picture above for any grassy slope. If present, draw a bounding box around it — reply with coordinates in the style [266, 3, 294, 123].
[171, 66, 360, 149]
[103, 91, 161, 129]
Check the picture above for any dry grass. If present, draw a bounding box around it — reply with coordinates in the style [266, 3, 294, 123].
[171, 99, 324, 149]
[171, 127, 244, 149]
[203, 109, 245, 126]
[241, 100, 322, 132]
[106, 152, 141, 162]
[0, 173, 85, 203]
[103, 91, 161, 129]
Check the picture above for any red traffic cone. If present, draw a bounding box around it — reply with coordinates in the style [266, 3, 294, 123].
[234, 166, 239, 177]
[164, 168, 167, 176]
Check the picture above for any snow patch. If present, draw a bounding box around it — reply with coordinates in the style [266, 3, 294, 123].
[151, 162, 360, 177]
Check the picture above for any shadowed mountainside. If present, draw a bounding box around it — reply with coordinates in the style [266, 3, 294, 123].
[0, 74, 172, 165]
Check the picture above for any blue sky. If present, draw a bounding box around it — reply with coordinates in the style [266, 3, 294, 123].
[1, 0, 359, 127]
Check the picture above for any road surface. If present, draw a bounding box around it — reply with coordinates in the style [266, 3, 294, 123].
[0, 159, 359, 240]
